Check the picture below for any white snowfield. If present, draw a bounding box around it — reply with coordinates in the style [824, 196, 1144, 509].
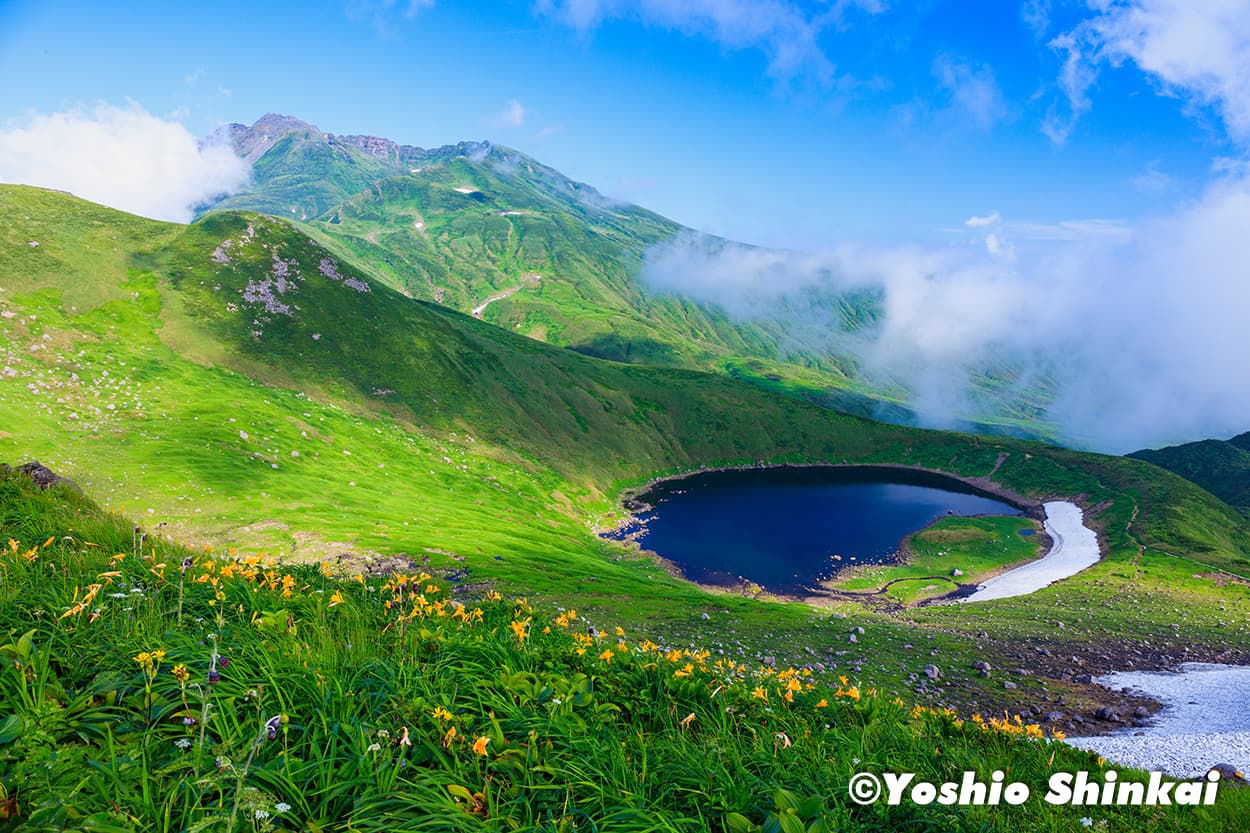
[960, 500, 1100, 603]
[1067, 664, 1250, 777]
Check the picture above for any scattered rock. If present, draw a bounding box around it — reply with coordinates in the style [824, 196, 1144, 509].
[762, 656, 776, 668]
[1133, 706, 1151, 719]
[1044, 711, 1065, 723]
[952, 569, 964, 577]
[923, 664, 941, 681]
[1095, 705, 1122, 722]
[1207, 764, 1249, 784]
[1003, 681, 1018, 690]
[700, 612, 710, 620]
[11, 461, 80, 492]
[972, 661, 992, 672]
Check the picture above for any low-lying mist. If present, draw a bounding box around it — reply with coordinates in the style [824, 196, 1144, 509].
[642, 173, 1250, 454]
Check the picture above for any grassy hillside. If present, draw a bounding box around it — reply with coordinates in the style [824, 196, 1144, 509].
[1131, 435, 1250, 517]
[4, 470, 1250, 831]
[5, 182, 1250, 807]
[204, 116, 1055, 438]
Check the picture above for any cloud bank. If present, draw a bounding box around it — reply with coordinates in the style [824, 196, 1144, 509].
[642, 172, 1250, 453]
[0, 103, 249, 223]
[1049, 1, 1250, 145]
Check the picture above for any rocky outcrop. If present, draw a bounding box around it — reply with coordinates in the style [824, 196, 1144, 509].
[3, 461, 80, 492]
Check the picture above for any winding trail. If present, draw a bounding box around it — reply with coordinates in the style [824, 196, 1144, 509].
[472, 274, 542, 319]
[959, 500, 1101, 603]
[472, 287, 522, 318]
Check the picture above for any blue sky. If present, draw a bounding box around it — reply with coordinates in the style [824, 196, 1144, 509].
[0, 0, 1238, 250]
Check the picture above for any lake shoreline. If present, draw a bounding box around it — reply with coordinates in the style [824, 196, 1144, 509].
[616, 461, 1047, 521]
[604, 461, 1053, 607]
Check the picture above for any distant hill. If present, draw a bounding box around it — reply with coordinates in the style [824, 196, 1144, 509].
[1130, 433, 1250, 516]
[202, 114, 1054, 439]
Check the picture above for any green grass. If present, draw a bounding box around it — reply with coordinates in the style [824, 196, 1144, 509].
[206, 122, 1059, 438]
[1130, 436, 1250, 517]
[5, 185, 1250, 829]
[3, 469, 1249, 832]
[828, 516, 1044, 606]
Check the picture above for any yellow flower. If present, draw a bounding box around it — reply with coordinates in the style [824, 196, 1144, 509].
[329, 590, 345, 607]
[485, 590, 502, 602]
[815, 699, 828, 708]
[432, 706, 453, 721]
[614, 626, 625, 637]
[442, 726, 457, 747]
[679, 713, 695, 729]
[509, 618, 530, 643]
[752, 686, 768, 702]
[566, 609, 577, 620]
[472, 736, 490, 756]
[172, 664, 190, 684]
[599, 649, 614, 663]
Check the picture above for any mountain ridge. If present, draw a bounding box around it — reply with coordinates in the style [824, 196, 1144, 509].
[1130, 433, 1250, 517]
[204, 114, 1056, 440]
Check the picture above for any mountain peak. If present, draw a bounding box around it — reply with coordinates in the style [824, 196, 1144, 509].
[226, 114, 322, 163]
[252, 112, 317, 132]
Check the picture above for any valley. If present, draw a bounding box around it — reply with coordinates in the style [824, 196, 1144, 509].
[2, 149, 1249, 830]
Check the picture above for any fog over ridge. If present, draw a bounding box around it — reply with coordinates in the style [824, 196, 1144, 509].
[642, 173, 1250, 454]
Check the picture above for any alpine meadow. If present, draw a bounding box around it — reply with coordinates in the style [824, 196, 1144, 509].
[3, 2, 1250, 832]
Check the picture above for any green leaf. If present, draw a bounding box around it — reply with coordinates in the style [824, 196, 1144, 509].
[777, 811, 806, 833]
[724, 812, 756, 833]
[0, 714, 22, 744]
[773, 788, 800, 813]
[795, 796, 823, 819]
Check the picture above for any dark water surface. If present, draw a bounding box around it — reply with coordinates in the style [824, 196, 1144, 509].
[614, 466, 1022, 594]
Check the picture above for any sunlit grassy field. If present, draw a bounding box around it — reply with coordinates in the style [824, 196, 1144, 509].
[4, 470, 1249, 832]
[4, 184, 1250, 830]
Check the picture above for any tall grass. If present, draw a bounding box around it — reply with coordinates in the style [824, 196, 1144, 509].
[2, 471, 1247, 832]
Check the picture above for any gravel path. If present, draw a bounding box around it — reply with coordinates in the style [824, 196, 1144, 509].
[960, 501, 1100, 602]
[1066, 664, 1250, 777]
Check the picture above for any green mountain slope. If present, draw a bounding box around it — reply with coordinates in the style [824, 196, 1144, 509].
[4, 182, 1250, 736]
[1130, 434, 1250, 517]
[205, 115, 1053, 437]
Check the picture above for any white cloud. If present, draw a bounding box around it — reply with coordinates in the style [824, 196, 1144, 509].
[1128, 160, 1175, 192]
[1049, 1, 1250, 145]
[640, 175, 1250, 451]
[1042, 30, 1098, 145]
[491, 99, 528, 128]
[932, 56, 1007, 128]
[533, 0, 881, 83]
[1022, 0, 1052, 37]
[0, 103, 250, 223]
[965, 210, 1002, 228]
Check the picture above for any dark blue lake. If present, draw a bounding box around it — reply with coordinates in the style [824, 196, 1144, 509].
[614, 466, 1022, 595]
